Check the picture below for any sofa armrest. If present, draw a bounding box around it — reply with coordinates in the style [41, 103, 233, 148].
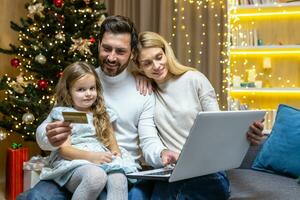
[239, 136, 268, 169]
[239, 144, 262, 169]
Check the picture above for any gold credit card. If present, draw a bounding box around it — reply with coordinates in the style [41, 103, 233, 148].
[62, 112, 88, 123]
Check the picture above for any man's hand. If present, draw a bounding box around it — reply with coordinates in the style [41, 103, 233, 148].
[46, 121, 72, 147]
[247, 119, 265, 145]
[135, 74, 153, 96]
[160, 149, 179, 166]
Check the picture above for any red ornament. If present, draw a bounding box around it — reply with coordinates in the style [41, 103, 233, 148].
[37, 80, 48, 90]
[89, 37, 96, 43]
[10, 58, 20, 68]
[57, 14, 65, 23]
[56, 71, 63, 78]
[53, 0, 64, 8]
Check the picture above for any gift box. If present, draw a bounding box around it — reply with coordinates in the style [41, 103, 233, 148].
[6, 146, 29, 200]
[23, 170, 40, 191]
[23, 155, 49, 191]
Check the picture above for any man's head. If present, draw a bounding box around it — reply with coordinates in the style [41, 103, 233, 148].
[98, 15, 138, 76]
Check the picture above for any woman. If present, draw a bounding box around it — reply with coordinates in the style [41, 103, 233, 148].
[133, 31, 264, 199]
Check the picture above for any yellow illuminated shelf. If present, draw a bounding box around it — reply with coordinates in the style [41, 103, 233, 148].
[230, 2, 300, 18]
[229, 88, 300, 97]
[230, 45, 300, 56]
[229, 88, 300, 110]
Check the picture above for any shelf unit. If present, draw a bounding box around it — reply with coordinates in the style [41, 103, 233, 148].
[227, 0, 300, 131]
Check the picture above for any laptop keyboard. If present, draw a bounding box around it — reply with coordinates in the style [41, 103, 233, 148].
[146, 169, 173, 176]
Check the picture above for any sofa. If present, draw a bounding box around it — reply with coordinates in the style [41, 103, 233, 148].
[227, 142, 300, 200]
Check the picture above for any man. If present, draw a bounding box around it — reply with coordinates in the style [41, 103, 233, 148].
[19, 15, 177, 200]
[19, 15, 264, 200]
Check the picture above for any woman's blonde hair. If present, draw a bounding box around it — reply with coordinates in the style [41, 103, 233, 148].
[135, 31, 196, 76]
[55, 61, 113, 147]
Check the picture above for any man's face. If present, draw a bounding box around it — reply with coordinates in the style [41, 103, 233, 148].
[98, 32, 133, 76]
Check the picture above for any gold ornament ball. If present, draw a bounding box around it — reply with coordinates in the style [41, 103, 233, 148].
[29, 25, 38, 32]
[85, 7, 92, 13]
[84, 0, 90, 5]
[0, 129, 7, 141]
[35, 54, 47, 64]
[22, 112, 35, 124]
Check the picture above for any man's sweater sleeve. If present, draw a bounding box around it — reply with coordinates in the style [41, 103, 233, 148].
[138, 95, 166, 168]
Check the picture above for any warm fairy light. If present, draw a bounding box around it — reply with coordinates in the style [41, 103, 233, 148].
[227, 0, 300, 111]
[172, 0, 227, 107]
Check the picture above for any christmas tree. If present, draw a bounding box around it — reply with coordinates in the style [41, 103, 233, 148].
[0, 0, 107, 141]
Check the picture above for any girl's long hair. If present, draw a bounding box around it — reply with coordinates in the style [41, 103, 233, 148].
[55, 61, 113, 146]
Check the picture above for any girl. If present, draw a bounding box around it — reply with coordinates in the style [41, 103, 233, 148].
[40, 61, 137, 200]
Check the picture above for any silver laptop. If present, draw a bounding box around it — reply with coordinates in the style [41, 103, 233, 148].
[127, 110, 265, 182]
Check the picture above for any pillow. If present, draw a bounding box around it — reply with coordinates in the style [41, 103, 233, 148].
[252, 104, 300, 178]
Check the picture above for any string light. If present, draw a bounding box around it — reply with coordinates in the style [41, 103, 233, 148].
[172, 1, 227, 108]
[228, 0, 300, 131]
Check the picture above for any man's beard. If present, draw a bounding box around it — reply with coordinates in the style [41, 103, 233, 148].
[100, 58, 130, 76]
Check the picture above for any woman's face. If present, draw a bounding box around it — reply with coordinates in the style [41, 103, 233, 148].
[138, 47, 169, 84]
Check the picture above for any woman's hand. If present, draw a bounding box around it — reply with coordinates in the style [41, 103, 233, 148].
[134, 74, 153, 96]
[247, 119, 265, 145]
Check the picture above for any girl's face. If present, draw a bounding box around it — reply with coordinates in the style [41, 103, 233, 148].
[138, 47, 169, 84]
[70, 74, 97, 112]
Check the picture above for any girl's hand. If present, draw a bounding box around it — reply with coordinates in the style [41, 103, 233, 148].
[89, 152, 114, 164]
[135, 74, 153, 96]
[112, 151, 122, 157]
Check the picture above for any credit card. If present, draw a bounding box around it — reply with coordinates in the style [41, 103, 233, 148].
[62, 112, 88, 123]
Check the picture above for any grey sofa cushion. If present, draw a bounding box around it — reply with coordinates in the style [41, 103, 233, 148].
[227, 169, 300, 200]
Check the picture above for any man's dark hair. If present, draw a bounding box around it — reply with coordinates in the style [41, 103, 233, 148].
[99, 15, 138, 52]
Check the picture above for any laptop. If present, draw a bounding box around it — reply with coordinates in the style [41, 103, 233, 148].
[126, 110, 265, 182]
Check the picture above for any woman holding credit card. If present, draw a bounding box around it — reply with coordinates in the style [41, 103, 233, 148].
[132, 31, 265, 200]
[39, 61, 137, 200]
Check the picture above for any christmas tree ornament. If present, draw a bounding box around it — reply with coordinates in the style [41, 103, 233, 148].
[0, 129, 7, 141]
[29, 24, 38, 32]
[53, 0, 64, 8]
[56, 71, 64, 78]
[69, 38, 92, 56]
[84, 7, 92, 13]
[57, 14, 65, 23]
[9, 73, 30, 94]
[31, 45, 39, 51]
[89, 37, 96, 43]
[27, 3, 45, 18]
[22, 112, 35, 124]
[23, 97, 30, 102]
[37, 79, 48, 90]
[35, 54, 47, 64]
[83, 0, 90, 5]
[97, 15, 106, 27]
[55, 32, 66, 41]
[11, 58, 20, 68]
